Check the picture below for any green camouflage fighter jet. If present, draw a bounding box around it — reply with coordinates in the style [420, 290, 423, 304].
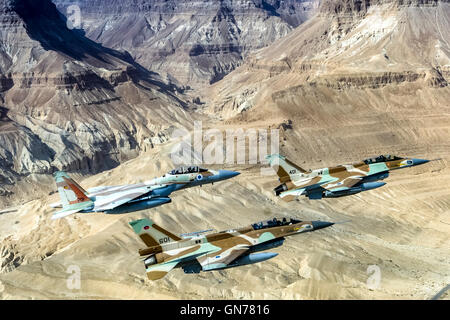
[130, 217, 334, 280]
[51, 166, 239, 219]
[266, 154, 430, 201]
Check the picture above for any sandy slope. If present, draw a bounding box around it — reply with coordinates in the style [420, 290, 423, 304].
[0, 142, 448, 300]
[0, 0, 449, 300]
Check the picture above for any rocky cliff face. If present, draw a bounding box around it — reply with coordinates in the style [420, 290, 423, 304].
[0, 0, 194, 203]
[205, 0, 450, 164]
[53, 0, 318, 87]
[209, 0, 450, 126]
[0, 0, 449, 299]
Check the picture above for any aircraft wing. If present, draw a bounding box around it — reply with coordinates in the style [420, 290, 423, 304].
[51, 208, 86, 220]
[321, 176, 363, 192]
[86, 185, 123, 195]
[280, 176, 363, 200]
[197, 245, 249, 270]
[93, 185, 152, 211]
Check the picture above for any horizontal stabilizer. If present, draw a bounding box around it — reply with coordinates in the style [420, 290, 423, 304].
[51, 208, 83, 220]
[49, 201, 62, 208]
[278, 188, 306, 202]
[146, 261, 179, 280]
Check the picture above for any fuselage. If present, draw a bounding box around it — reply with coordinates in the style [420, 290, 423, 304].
[276, 155, 429, 200]
[55, 168, 239, 214]
[140, 218, 334, 274]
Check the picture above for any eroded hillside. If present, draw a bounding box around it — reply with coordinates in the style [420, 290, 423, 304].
[0, 144, 448, 299]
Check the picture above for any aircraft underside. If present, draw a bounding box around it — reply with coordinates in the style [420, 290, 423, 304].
[306, 171, 390, 200]
[180, 238, 285, 274]
[105, 197, 172, 214]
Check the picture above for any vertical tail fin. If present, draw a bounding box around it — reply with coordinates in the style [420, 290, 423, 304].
[52, 171, 93, 219]
[266, 154, 307, 183]
[129, 219, 181, 281]
[129, 218, 181, 247]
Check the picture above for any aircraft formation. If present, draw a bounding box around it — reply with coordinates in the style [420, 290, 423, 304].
[50, 153, 431, 280]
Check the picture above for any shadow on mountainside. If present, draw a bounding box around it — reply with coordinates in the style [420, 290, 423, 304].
[11, 0, 189, 108]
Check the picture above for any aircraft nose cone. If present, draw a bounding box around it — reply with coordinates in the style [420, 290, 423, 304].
[311, 221, 334, 230]
[218, 170, 240, 180]
[412, 158, 430, 166]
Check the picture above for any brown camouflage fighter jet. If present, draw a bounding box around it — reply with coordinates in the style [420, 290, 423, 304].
[266, 154, 431, 201]
[130, 217, 334, 280]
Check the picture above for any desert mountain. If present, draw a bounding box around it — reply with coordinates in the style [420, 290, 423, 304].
[0, 0, 449, 300]
[0, 0, 195, 203]
[53, 0, 318, 87]
[206, 0, 450, 165]
[0, 144, 448, 299]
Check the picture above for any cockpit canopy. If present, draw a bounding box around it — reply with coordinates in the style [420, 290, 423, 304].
[252, 217, 301, 230]
[363, 155, 403, 165]
[169, 166, 208, 175]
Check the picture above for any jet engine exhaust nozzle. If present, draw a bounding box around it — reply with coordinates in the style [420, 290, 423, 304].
[274, 184, 288, 196]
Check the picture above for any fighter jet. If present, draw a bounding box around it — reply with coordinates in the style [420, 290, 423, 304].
[266, 154, 430, 201]
[51, 166, 240, 219]
[129, 217, 334, 280]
